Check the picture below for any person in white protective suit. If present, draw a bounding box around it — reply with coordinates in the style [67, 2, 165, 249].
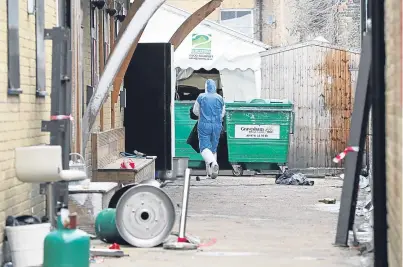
[192, 79, 225, 179]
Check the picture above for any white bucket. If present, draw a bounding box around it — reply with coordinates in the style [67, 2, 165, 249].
[5, 223, 51, 267]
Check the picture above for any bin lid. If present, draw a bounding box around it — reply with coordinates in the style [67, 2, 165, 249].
[226, 98, 293, 109]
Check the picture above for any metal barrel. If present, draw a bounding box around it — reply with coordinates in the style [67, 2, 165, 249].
[114, 184, 175, 248]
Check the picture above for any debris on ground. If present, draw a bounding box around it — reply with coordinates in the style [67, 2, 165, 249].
[275, 170, 314, 186]
[318, 198, 336, 204]
[90, 256, 105, 264]
[338, 174, 371, 190]
[90, 248, 126, 257]
[348, 171, 374, 267]
[108, 243, 120, 250]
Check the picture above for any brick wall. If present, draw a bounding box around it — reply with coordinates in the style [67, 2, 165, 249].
[81, 1, 124, 178]
[260, 0, 360, 48]
[0, 0, 57, 252]
[384, 0, 402, 265]
[335, 0, 361, 49]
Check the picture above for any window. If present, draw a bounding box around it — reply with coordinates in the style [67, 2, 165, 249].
[90, 7, 99, 86]
[220, 9, 254, 37]
[103, 11, 110, 64]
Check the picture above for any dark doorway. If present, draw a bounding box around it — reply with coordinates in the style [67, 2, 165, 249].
[124, 43, 173, 171]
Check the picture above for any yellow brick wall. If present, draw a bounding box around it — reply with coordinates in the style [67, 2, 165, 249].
[384, 0, 402, 266]
[0, 0, 57, 245]
[81, 3, 124, 177]
[82, 0, 93, 174]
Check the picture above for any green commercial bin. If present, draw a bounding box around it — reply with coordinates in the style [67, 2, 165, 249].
[174, 101, 204, 168]
[225, 99, 294, 176]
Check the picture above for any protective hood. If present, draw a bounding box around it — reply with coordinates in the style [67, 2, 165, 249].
[205, 79, 217, 94]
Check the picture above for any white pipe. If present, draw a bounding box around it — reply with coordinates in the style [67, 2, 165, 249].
[178, 168, 191, 240]
[82, 0, 166, 153]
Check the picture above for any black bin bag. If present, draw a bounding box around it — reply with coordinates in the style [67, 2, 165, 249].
[187, 122, 200, 153]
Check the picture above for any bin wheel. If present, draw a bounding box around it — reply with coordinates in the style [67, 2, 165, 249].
[232, 166, 243, 177]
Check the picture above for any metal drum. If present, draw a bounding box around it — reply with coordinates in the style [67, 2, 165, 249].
[115, 184, 175, 248]
[173, 157, 189, 178]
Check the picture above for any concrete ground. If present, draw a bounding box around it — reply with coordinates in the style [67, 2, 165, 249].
[92, 176, 363, 267]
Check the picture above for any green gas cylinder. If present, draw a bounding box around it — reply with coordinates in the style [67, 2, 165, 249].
[95, 208, 126, 244]
[43, 212, 90, 267]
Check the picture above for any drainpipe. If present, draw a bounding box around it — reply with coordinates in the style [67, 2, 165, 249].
[370, 0, 388, 264]
[258, 0, 263, 41]
[360, 0, 367, 45]
[71, 0, 82, 154]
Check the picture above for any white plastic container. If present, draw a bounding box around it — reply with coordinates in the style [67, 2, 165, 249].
[5, 223, 51, 267]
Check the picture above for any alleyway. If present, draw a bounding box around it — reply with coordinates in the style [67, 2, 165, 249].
[92, 177, 362, 267]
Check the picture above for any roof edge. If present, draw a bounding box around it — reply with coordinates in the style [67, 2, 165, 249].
[260, 40, 360, 56]
[161, 4, 270, 50]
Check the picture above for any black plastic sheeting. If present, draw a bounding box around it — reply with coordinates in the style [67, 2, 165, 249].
[275, 170, 314, 186]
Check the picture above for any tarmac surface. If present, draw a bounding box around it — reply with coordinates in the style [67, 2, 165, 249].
[91, 176, 364, 267]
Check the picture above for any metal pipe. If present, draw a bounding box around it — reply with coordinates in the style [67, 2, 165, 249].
[258, 0, 263, 41]
[360, 0, 367, 44]
[178, 168, 191, 240]
[46, 183, 56, 228]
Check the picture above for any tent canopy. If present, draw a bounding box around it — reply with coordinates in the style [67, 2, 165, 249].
[140, 4, 269, 100]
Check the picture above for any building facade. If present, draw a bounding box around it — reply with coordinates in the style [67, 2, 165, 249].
[0, 0, 127, 259]
[167, 0, 361, 49]
[0, 0, 56, 248]
[166, 0, 258, 38]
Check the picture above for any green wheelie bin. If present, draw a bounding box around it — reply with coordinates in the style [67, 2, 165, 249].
[225, 99, 294, 176]
[174, 101, 205, 168]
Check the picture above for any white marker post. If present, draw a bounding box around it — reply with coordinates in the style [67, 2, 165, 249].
[178, 168, 191, 243]
[163, 168, 197, 250]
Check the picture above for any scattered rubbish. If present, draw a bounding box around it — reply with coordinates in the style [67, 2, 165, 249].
[133, 150, 147, 157]
[359, 175, 370, 189]
[318, 198, 336, 204]
[360, 168, 369, 177]
[357, 222, 372, 233]
[108, 243, 120, 250]
[196, 176, 201, 181]
[88, 234, 97, 240]
[90, 256, 104, 264]
[352, 225, 360, 247]
[358, 242, 374, 255]
[90, 248, 126, 258]
[356, 199, 373, 217]
[120, 158, 135, 169]
[275, 170, 314, 186]
[3, 262, 12, 267]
